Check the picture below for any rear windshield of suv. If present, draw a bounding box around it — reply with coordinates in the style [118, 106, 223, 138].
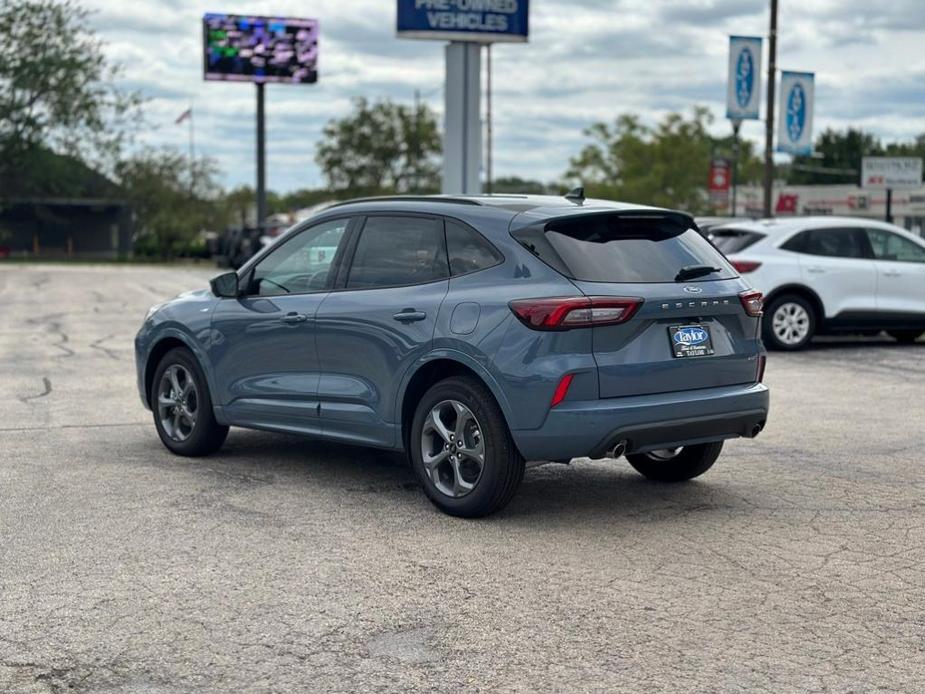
[512, 215, 737, 283]
[709, 228, 765, 255]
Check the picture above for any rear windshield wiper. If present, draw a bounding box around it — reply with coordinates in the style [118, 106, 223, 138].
[675, 265, 722, 282]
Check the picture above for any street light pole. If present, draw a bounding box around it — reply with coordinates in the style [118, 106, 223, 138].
[731, 119, 742, 217]
[763, 0, 778, 218]
[256, 81, 266, 231]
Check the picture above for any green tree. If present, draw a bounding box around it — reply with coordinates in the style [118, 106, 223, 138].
[565, 108, 759, 214]
[490, 176, 553, 194]
[787, 128, 884, 184]
[0, 0, 142, 195]
[117, 148, 225, 258]
[316, 97, 441, 197]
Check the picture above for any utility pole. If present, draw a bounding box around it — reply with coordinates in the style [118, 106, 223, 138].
[256, 82, 266, 230]
[763, 0, 778, 218]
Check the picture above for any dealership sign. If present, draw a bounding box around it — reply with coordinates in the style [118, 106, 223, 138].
[708, 158, 731, 208]
[777, 71, 814, 156]
[396, 0, 529, 43]
[861, 157, 923, 190]
[726, 36, 762, 120]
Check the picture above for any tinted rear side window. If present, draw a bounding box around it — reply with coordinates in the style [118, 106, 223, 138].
[800, 228, 870, 259]
[709, 229, 765, 254]
[346, 216, 448, 289]
[513, 215, 736, 283]
[446, 220, 503, 276]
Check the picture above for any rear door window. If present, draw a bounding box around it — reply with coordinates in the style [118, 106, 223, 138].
[799, 228, 870, 259]
[346, 216, 448, 289]
[512, 215, 736, 283]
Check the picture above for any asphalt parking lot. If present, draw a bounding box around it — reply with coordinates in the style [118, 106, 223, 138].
[1, 264, 923, 693]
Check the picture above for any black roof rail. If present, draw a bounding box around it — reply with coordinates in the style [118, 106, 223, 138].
[325, 195, 483, 209]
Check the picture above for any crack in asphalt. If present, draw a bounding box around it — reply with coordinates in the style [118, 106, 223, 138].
[89, 333, 120, 360]
[17, 377, 52, 403]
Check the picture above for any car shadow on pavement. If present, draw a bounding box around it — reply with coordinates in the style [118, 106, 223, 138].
[153, 428, 748, 524]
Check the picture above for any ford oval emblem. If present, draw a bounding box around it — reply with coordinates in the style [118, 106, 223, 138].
[683, 286, 703, 294]
[673, 327, 709, 346]
[735, 48, 754, 108]
[786, 83, 806, 143]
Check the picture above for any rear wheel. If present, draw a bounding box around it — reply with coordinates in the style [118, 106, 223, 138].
[626, 442, 723, 482]
[888, 330, 923, 344]
[763, 294, 816, 351]
[152, 347, 228, 456]
[410, 376, 524, 518]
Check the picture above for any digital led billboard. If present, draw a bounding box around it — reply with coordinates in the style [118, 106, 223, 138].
[203, 13, 318, 84]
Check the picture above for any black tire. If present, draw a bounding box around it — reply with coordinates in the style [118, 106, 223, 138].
[409, 376, 524, 518]
[626, 442, 723, 482]
[151, 347, 229, 456]
[762, 294, 816, 351]
[888, 330, 923, 344]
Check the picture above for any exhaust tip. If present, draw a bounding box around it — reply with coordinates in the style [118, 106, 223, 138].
[609, 440, 628, 458]
[750, 421, 765, 437]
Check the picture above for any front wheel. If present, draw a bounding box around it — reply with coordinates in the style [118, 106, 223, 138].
[888, 330, 923, 344]
[763, 294, 816, 351]
[626, 442, 724, 482]
[151, 347, 228, 456]
[410, 376, 524, 518]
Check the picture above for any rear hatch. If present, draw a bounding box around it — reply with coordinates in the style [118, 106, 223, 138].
[512, 210, 761, 398]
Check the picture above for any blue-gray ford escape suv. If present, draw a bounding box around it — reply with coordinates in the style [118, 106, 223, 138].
[136, 193, 769, 517]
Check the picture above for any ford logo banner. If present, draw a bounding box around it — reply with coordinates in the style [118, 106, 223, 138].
[777, 71, 815, 156]
[726, 36, 762, 120]
[673, 327, 709, 346]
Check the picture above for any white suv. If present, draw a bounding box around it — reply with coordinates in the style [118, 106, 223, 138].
[709, 217, 925, 350]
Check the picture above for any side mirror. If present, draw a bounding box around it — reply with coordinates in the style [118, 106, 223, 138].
[210, 271, 239, 298]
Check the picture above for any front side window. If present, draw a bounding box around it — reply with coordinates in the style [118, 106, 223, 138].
[248, 218, 350, 296]
[866, 229, 925, 263]
[799, 228, 869, 259]
[446, 219, 503, 276]
[346, 216, 448, 289]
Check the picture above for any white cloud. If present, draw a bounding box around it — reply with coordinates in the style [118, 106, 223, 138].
[82, 0, 925, 192]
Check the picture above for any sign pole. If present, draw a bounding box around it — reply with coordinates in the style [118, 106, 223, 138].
[256, 81, 266, 230]
[763, 0, 778, 218]
[886, 188, 893, 223]
[486, 43, 493, 195]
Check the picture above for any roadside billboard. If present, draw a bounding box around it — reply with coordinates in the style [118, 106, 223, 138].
[777, 71, 814, 156]
[203, 14, 319, 84]
[396, 0, 529, 43]
[726, 36, 762, 120]
[861, 157, 923, 190]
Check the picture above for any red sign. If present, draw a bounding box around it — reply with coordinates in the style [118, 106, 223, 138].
[708, 158, 731, 208]
[776, 193, 799, 214]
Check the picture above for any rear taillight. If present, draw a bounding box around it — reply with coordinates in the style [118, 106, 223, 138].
[509, 296, 643, 331]
[731, 260, 762, 273]
[739, 290, 764, 317]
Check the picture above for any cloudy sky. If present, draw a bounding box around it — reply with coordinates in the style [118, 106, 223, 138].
[84, 0, 925, 193]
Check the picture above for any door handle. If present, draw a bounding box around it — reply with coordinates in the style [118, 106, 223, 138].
[883, 269, 902, 277]
[393, 309, 427, 323]
[806, 266, 825, 274]
[280, 312, 308, 324]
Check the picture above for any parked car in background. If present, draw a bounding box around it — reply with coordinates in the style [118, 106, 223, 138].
[136, 194, 769, 517]
[711, 217, 925, 350]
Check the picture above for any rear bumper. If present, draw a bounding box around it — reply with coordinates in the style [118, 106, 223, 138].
[510, 382, 769, 461]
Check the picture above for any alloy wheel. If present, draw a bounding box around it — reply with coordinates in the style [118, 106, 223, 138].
[772, 302, 811, 346]
[157, 364, 199, 442]
[420, 400, 485, 498]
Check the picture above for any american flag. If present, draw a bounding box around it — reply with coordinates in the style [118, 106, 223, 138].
[175, 108, 192, 125]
